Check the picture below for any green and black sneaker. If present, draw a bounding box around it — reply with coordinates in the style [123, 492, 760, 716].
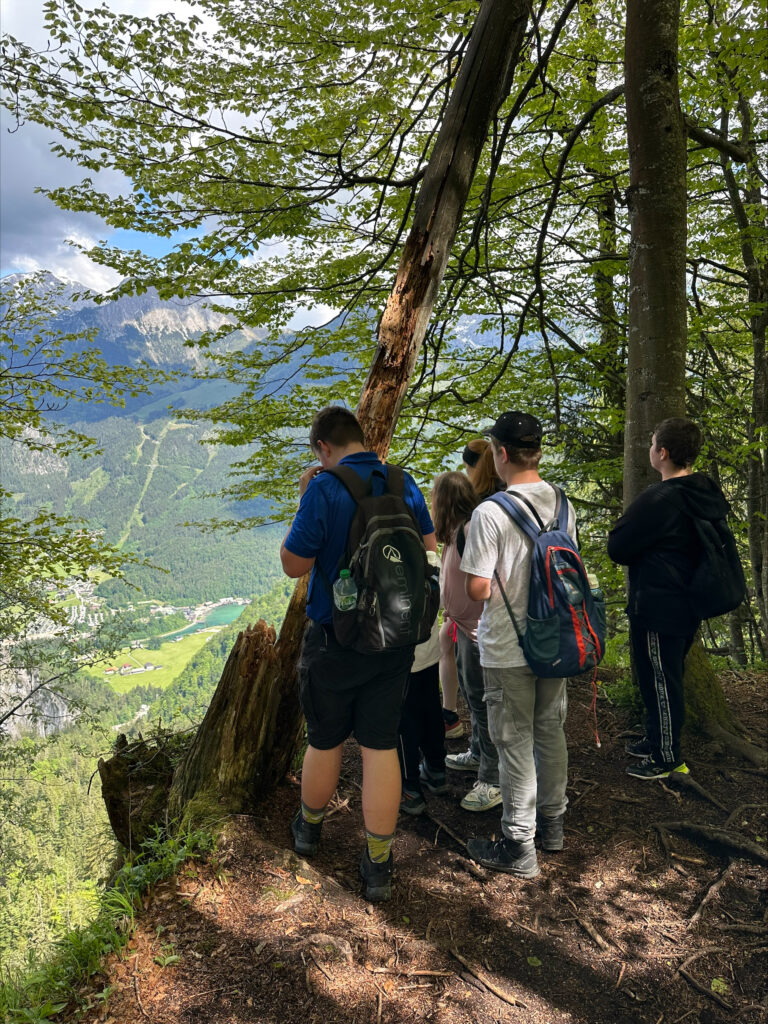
[626, 757, 689, 780]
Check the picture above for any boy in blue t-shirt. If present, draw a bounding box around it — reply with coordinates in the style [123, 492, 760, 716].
[281, 406, 435, 901]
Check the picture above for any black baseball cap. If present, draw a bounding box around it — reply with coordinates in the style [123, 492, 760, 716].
[483, 411, 543, 449]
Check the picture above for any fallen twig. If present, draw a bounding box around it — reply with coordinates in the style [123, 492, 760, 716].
[653, 824, 672, 864]
[670, 852, 706, 865]
[450, 947, 527, 1007]
[133, 975, 150, 1020]
[566, 897, 611, 951]
[677, 967, 732, 1010]
[309, 954, 333, 983]
[324, 795, 351, 819]
[455, 855, 488, 880]
[425, 810, 468, 852]
[509, 917, 539, 936]
[688, 861, 735, 928]
[659, 781, 683, 803]
[368, 967, 453, 977]
[571, 781, 599, 808]
[615, 962, 626, 989]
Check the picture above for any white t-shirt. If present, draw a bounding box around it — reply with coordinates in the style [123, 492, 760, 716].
[411, 550, 442, 673]
[460, 481, 577, 668]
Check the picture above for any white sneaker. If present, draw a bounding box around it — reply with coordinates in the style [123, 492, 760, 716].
[445, 750, 481, 772]
[460, 780, 503, 812]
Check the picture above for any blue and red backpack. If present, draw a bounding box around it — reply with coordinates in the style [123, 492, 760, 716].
[485, 486, 606, 679]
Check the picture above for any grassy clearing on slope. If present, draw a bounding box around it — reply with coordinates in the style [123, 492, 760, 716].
[101, 631, 217, 692]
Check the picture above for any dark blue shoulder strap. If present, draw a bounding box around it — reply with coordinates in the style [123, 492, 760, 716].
[487, 484, 569, 538]
[486, 492, 540, 543]
[551, 484, 568, 532]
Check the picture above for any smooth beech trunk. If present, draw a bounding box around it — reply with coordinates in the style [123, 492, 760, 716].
[623, 0, 688, 505]
[166, 0, 531, 822]
[621, 1, 760, 745]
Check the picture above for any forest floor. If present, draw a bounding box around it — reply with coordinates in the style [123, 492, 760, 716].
[75, 669, 766, 1024]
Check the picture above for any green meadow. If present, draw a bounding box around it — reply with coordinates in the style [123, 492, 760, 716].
[100, 630, 217, 693]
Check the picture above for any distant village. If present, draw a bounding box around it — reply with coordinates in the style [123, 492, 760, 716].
[53, 586, 248, 676]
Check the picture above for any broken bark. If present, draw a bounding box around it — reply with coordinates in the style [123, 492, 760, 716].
[168, 598, 308, 821]
[98, 732, 182, 850]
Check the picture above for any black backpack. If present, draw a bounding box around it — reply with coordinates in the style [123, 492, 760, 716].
[323, 465, 440, 653]
[686, 514, 746, 620]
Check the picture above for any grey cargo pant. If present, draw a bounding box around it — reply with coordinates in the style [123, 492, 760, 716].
[483, 664, 568, 843]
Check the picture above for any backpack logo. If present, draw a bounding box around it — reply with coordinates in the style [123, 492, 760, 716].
[383, 545, 402, 563]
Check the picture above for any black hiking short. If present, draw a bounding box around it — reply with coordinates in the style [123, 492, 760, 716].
[298, 620, 414, 750]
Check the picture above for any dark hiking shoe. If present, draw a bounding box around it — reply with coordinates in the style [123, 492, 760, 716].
[625, 757, 689, 780]
[625, 737, 652, 759]
[360, 848, 394, 902]
[419, 761, 449, 794]
[290, 810, 322, 857]
[536, 812, 565, 851]
[466, 837, 540, 878]
[400, 788, 426, 816]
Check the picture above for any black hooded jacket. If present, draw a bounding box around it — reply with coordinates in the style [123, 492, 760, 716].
[607, 473, 731, 635]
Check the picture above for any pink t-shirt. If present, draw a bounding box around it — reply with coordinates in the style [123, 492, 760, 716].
[441, 526, 484, 642]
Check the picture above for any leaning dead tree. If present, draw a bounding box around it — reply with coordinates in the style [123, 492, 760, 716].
[158, 0, 532, 825]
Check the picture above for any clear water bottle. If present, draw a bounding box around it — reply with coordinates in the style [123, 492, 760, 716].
[333, 569, 358, 612]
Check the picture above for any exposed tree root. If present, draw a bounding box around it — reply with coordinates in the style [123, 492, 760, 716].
[657, 820, 768, 865]
[665, 770, 729, 812]
[704, 720, 768, 769]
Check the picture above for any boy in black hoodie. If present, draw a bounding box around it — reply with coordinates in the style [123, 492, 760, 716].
[608, 418, 731, 780]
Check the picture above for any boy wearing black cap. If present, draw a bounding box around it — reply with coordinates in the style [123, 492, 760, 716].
[461, 411, 576, 878]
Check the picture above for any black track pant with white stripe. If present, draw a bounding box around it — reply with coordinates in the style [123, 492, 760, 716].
[629, 619, 696, 766]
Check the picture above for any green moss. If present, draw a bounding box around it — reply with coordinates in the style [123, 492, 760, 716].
[683, 641, 733, 732]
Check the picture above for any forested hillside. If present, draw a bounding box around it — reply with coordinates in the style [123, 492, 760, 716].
[2, 415, 284, 604]
[0, 583, 293, 975]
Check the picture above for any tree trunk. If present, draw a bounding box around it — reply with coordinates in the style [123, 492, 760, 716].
[168, 583, 308, 822]
[719, 95, 768, 649]
[623, 0, 688, 505]
[621, 1, 745, 733]
[166, 0, 531, 824]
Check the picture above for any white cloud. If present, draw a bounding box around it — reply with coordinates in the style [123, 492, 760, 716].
[0, 0, 210, 287]
[287, 304, 342, 331]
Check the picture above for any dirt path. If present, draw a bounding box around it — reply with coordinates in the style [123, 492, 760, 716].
[76, 670, 767, 1024]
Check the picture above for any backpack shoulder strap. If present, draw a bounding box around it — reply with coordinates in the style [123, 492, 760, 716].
[550, 484, 569, 533]
[486, 492, 540, 543]
[384, 464, 405, 498]
[326, 464, 370, 504]
[456, 520, 470, 557]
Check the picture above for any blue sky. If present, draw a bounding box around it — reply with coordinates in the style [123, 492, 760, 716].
[0, 1, 200, 290]
[0, 0, 339, 329]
